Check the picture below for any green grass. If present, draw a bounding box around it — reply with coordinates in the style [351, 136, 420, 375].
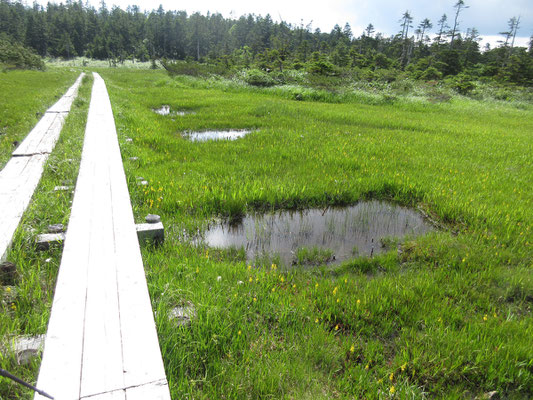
[0, 73, 92, 399]
[1, 66, 532, 399]
[95, 68, 532, 399]
[0, 69, 79, 169]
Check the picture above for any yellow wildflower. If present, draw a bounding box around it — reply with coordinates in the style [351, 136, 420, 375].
[389, 372, 394, 382]
[238, 330, 241, 336]
[389, 386, 395, 394]
[401, 363, 407, 372]
[483, 314, 488, 321]
[333, 286, 338, 295]
[249, 277, 253, 283]
[349, 345, 355, 353]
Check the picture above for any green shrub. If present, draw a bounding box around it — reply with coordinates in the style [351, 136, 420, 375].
[420, 67, 443, 81]
[451, 73, 476, 95]
[161, 59, 228, 77]
[308, 60, 338, 76]
[242, 69, 276, 87]
[0, 36, 45, 70]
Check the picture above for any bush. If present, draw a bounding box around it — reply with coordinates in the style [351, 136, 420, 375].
[450, 73, 476, 95]
[420, 67, 443, 81]
[308, 60, 338, 76]
[242, 69, 276, 87]
[161, 59, 228, 77]
[0, 36, 45, 70]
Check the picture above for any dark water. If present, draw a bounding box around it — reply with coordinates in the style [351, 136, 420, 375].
[204, 201, 434, 266]
[153, 105, 191, 116]
[185, 130, 252, 142]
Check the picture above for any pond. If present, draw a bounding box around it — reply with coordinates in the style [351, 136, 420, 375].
[203, 201, 434, 266]
[153, 105, 193, 116]
[185, 130, 252, 142]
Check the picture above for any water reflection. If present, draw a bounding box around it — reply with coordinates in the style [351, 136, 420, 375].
[153, 105, 192, 116]
[186, 130, 252, 142]
[204, 201, 434, 266]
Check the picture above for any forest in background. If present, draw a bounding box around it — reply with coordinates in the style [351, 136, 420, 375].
[1, 0, 532, 86]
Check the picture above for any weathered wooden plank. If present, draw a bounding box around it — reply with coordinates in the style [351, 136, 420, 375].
[35, 112, 68, 154]
[126, 380, 171, 400]
[13, 72, 83, 157]
[47, 74, 84, 113]
[11, 113, 56, 156]
[80, 389, 126, 400]
[0, 155, 48, 261]
[33, 130, 98, 400]
[96, 72, 168, 390]
[79, 80, 124, 398]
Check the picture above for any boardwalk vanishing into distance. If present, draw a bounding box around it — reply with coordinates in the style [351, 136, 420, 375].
[0, 73, 84, 262]
[34, 73, 170, 400]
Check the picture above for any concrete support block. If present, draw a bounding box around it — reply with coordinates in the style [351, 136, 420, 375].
[36, 233, 65, 251]
[136, 222, 164, 244]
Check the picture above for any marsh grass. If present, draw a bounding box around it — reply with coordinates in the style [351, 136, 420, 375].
[1, 66, 531, 399]
[0, 74, 92, 399]
[294, 247, 335, 266]
[97, 68, 533, 399]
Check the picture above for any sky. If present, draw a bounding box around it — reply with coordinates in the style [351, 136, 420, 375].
[33, 0, 532, 48]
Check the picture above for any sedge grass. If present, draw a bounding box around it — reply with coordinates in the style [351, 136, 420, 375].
[97, 68, 532, 399]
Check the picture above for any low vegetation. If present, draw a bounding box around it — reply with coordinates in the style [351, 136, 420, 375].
[102, 68, 532, 399]
[0, 63, 531, 398]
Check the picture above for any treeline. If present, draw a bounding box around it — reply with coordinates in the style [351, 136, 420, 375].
[1, 0, 532, 85]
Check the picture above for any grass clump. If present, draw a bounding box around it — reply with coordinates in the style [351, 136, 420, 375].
[294, 247, 335, 266]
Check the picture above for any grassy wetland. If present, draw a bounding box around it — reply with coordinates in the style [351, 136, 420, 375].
[1, 66, 532, 399]
[102, 68, 532, 399]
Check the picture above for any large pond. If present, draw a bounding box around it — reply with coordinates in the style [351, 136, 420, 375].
[204, 200, 434, 266]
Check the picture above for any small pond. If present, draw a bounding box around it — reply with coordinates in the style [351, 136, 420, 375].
[153, 105, 193, 116]
[204, 200, 434, 266]
[185, 130, 252, 142]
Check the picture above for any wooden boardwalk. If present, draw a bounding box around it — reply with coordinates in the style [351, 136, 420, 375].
[0, 73, 84, 262]
[34, 73, 171, 400]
